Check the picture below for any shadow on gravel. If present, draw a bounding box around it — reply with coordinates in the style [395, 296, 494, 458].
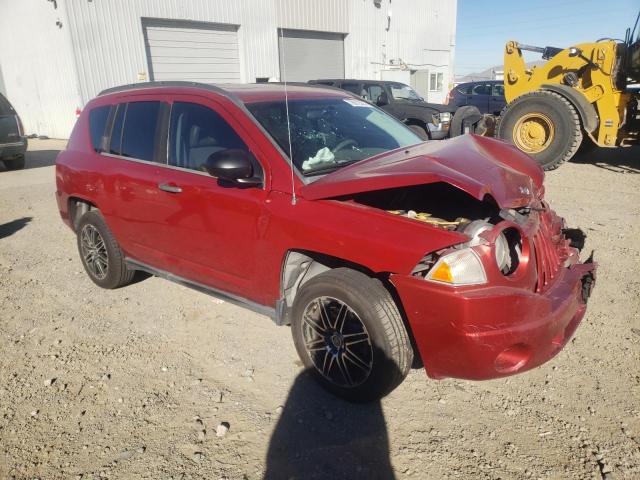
[264, 369, 394, 480]
[0, 149, 61, 171]
[130, 270, 152, 286]
[0, 217, 32, 239]
[572, 145, 640, 174]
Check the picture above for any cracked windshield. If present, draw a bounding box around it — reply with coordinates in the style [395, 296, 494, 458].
[247, 98, 421, 177]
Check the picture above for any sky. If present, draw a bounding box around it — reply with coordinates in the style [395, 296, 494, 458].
[455, 0, 639, 79]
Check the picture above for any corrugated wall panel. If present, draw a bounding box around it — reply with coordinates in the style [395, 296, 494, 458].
[0, 0, 81, 138]
[344, 0, 456, 103]
[0, 0, 456, 137]
[276, 0, 347, 33]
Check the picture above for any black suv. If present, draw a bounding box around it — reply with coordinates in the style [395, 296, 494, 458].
[309, 79, 452, 140]
[0, 93, 27, 170]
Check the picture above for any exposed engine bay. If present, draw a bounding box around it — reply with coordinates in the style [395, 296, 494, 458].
[344, 182, 532, 278]
[386, 210, 469, 230]
[348, 182, 502, 232]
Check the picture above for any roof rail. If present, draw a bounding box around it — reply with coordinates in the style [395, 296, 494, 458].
[98, 81, 243, 106]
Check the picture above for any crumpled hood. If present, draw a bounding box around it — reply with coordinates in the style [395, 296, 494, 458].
[300, 134, 544, 208]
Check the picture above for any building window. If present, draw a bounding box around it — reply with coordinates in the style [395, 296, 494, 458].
[430, 72, 444, 92]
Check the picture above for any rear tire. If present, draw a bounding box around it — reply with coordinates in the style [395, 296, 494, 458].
[291, 268, 413, 403]
[496, 90, 582, 170]
[3, 155, 25, 170]
[76, 210, 135, 289]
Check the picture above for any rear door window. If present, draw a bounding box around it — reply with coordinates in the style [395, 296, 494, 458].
[108, 101, 163, 161]
[471, 84, 492, 95]
[120, 102, 162, 161]
[109, 104, 126, 155]
[88, 105, 111, 152]
[492, 83, 505, 97]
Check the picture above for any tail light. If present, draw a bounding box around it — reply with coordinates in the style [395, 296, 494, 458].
[75, 107, 82, 118]
[16, 115, 24, 137]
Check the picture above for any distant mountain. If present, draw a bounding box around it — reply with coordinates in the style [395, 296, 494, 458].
[456, 60, 546, 83]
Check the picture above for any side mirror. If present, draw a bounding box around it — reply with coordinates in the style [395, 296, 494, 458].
[376, 92, 389, 106]
[204, 149, 261, 186]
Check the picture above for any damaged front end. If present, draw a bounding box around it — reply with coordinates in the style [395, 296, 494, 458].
[348, 181, 595, 299]
[342, 180, 596, 380]
[300, 135, 597, 380]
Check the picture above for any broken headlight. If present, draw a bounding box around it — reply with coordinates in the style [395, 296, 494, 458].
[494, 231, 510, 273]
[425, 248, 487, 286]
[495, 227, 522, 275]
[465, 220, 522, 276]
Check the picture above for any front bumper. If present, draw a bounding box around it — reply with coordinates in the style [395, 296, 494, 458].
[0, 138, 28, 160]
[390, 259, 596, 380]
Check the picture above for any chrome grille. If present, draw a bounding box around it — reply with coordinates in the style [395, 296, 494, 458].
[533, 207, 570, 292]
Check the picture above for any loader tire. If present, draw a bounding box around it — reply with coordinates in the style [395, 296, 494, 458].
[496, 90, 582, 170]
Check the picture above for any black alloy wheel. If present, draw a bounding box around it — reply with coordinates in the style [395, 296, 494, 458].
[301, 296, 374, 388]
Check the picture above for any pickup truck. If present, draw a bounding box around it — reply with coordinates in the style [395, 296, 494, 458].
[309, 79, 453, 140]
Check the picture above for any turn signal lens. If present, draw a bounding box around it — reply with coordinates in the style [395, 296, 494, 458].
[425, 249, 487, 286]
[430, 262, 454, 283]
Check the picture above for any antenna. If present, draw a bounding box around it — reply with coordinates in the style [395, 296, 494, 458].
[279, 26, 297, 206]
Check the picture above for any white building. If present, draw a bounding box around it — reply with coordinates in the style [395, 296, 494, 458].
[0, 0, 457, 139]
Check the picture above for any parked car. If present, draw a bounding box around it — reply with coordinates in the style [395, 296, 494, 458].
[446, 80, 506, 115]
[56, 82, 596, 402]
[0, 92, 27, 170]
[309, 79, 453, 140]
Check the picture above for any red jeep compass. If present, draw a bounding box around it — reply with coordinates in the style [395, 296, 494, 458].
[55, 82, 596, 402]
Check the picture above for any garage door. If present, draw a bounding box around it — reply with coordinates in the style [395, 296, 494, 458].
[278, 29, 345, 82]
[143, 19, 240, 84]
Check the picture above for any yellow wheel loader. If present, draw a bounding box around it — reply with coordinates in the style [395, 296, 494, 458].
[496, 11, 640, 170]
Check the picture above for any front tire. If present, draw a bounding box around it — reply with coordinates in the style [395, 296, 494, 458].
[496, 90, 582, 170]
[291, 268, 413, 402]
[76, 210, 135, 289]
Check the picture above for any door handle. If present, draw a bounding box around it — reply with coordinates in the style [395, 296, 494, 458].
[158, 183, 182, 193]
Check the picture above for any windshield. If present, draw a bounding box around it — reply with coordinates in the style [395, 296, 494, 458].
[389, 83, 422, 101]
[246, 97, 421, 176]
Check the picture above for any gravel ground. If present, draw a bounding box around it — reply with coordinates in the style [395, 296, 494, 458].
[0, 139, 638, 480]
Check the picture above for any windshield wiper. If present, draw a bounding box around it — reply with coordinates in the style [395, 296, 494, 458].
[303, 159, 361, 176]
[302, 164, 343, 176]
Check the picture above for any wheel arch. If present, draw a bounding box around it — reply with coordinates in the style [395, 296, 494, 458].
[278, 250, 378, 324]
[277, 249, 423, 367]
[68, 196, 97, 231]
[539, 84, 598, 133]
